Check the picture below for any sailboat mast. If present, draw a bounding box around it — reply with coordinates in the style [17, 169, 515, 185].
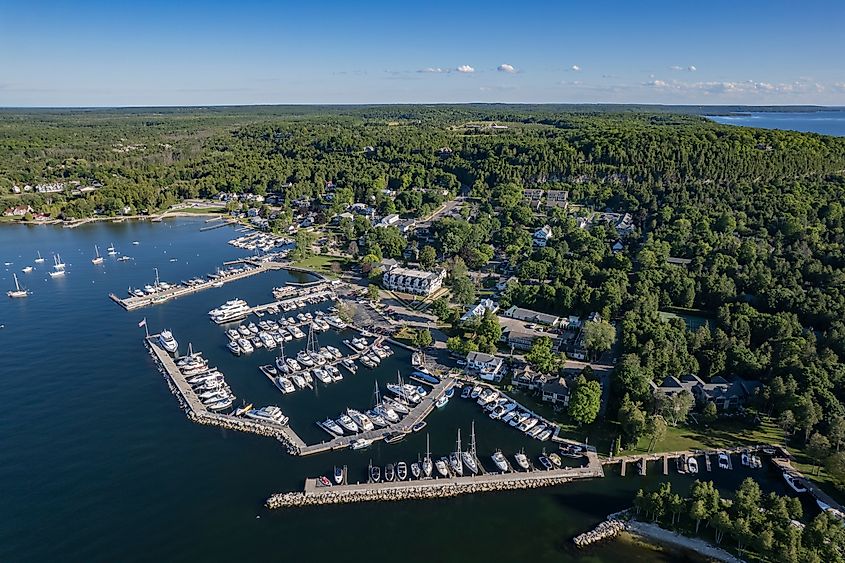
[470, 421, 477, 455]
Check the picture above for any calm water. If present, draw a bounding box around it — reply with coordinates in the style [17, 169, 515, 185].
[0, 219, 804, 562]
[708, 110, 845, 136]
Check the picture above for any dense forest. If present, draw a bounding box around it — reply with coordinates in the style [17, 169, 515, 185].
[3, 105, 845, 474]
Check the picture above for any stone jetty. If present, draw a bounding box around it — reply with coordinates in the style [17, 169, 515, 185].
[266, 475, 574, 509]
[573, 518, 627, 547]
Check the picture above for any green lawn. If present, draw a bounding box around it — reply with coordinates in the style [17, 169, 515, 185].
[172, 206, 226, 215]
[290, 254, 351, 278]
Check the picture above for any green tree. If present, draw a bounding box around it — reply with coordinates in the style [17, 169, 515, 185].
[646, 415, 668, 452]
[825, 451, 845, 484]
[807, 432, 831, 475]
[582, 320, 616, 360]
[446, 336, 477, 356]
[451, 274, 476, 305]
[419, 245, 437, 269]
[618, 394, 647, 447]
[525, 336, 560, 374]
[568, 375, 602, 425]
[701, 401, 718, 424]
[367, 284, 380, 302]
[414, 328, 433, 349]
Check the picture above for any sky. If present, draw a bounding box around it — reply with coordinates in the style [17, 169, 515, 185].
[1, 0, 843, 107]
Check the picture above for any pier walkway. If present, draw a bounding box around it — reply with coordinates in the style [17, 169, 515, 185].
[297, 377, 456, 456]
[266, 452, 604, 508]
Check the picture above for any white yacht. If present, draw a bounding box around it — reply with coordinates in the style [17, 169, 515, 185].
[349, 438, 372, 450]
[227, 340, 241, 355]
[208, 299, 250, 324]
[296, 351, 315, 367]
[34, 251, 45, 263]
[449, 430, 464, 476]
[337, 414, 359, 433]
[237, 338, 253, 353]
[259, 332, 276, 349]
[285, 357, 302, 372]
[321, 418, 344, 436]
[158, 330, 178, 353]
[514, 451, 530, 470]
[7, 273, 28, 298]
[492, 451, 509, 472]
[435, 458, 450, 478]
[21, 266, 33, 273]
[347, 409, 374, 431]
[274, 376, 295, 394]
[245, 406, 289, 426]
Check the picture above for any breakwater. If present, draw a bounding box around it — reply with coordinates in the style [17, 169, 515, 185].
[573, 516, 627, 547]
[266, 475, 575, 509]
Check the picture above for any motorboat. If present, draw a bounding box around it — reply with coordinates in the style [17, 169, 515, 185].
[470, 386, 481, 399]
[383, 396, 409, 415]
[318, 476, 332, 487]
[7, 273, 28, 298]
[237, 338, 253, 353]
[412, 421, 427, 432]
[245, 405, 289, 426]
[410, 462, 421, 480]
[514, 451, 530, 470]
[347, 409, 374, 431]
[237, 324, 251, 336]
[741, 451, 750, 467]
[291, 374, 306, 389]
[259, 332, 276, 349]
[538, 455, 553, 470]
[751, 455, 762, 468]
[206, 397, 235, 411]
[233, 403, 254, 417]
[461, 387, 472, 399]
[247, 323, 259, 334]
[296, 351, 315, 367]
[321, 418, 344, 436]
[334, 466, 344, 485]
[227, 340, 241, 355]
[350, 438, 372, 450]
[365, 409, 387, 427]
[286, 358, 301, 372]
[492, 451, 509, 472]
[375, 404, 400, 424]
[718, 452, 730, 469]
[370, 464, 381, 482]
[158, 330, 178, 353]
[412, 352, 423, 367]
[360, 355, 377, 369]
[783, 472, 808, 494]
[548, 453, 562, 468]
[384, 463, 395, 482]
[273, 377, 295, 394]
[412, 371, 439, 385]
[435, 458, 449, 478]
[396, 462, 409, 481]
[435, 395, 449, 408]
[687, 457, 699, 474]
[519, 417, 539, 432]
[338, 414, 359, 434]
[314, 369, 332, 384]
[21, 266, 33, 273]
[326, 345, 342, 359]
[341, 358, 358, 374]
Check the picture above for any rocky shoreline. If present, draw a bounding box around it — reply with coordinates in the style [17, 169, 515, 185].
[266, 476, 573, 509]
[573, 517, 627, 547]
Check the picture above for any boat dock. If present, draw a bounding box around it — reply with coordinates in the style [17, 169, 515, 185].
[297, 377, 456, 457]
[145, 334, 306, 452]
[266, 452, 604, 508]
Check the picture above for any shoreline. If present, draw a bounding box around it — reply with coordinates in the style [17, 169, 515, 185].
[621, 520, 744, 563]
[5, 210, 231, 227]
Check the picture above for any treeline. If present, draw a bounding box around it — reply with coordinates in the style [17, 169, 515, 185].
[633, 479, 844, 563]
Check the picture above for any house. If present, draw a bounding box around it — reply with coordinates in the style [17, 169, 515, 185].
[376, 214, 400, 228]
[666, 256, 692, 267]
[650, 374, 761, 411]
[522, 189, 544, 210]
[545, 190, 569, 209]
[541, 377, 570, 406]
[502, 327, 541, 351]
[460, 298, 499, 322]
[496, 275, 518, 292]
[247, 208, 259, 217]
[4, 205, 32, 217]
[511, 365, 549, 391]
[465, 351, 505, 382]
[503, 305, 561, 327]
[381, 265, 446, 296]
[533, 225, 553, 247]
[34, 182, 65, 194]
[611, 240, 624, 253]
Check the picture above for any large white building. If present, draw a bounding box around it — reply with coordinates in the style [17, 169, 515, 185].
[381, 265, 446, 296]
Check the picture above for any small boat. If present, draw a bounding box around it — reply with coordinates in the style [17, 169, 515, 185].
[423, 434, 433, 478]
[445, 387, 454, 398]
[761, 447, 776, 455]
[384, 463, 395, 482]
[385, 431, 407, 444]
[107, 243, 117, 255]
[548, 453, 562, 468]
[233, 402, 254, 417]
[412, 421, 427, 432]
[461, 387, 471, 399]
[751, 455, 762, 468]
[370, 464, 381, 482]
[741, 451, 750, 467]
[492, 450, 509, 472]
[396, 462, 408, 481]
[783, 472, 808, 494]
[676, 455, 687, 474]
[687, 457, 699, 474]
[91, 245, 104, 265]
[435, 395, 448, 408]
[410, 462, 421, 480]
[718, 452, 730, 469]
[34, 251, 45, 263]
[21, 266, 33, 273]
[158, 330, 178, 353]
[435, 459, 449, 478]
[319, 476, 332, 487]
[132, 241, 140, 245]
[514, 450, 530, 470]
[7, 273, 28, 298]
[334, 466, 344, 485]
[338, 414, 359, 434]
[538, 455, 553, 470]
[321, 418, 344, 436]
[350, 438, 372, 450]
[227, 340, 241, 355]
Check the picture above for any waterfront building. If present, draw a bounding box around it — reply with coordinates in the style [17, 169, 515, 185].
[381, 265, 445, 296]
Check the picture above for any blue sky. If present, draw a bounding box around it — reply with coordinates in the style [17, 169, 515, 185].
[1, 0, 843, 106]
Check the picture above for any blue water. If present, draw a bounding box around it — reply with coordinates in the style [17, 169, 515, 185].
[708, 110, 845, 136]
[0, 219, 802, 562]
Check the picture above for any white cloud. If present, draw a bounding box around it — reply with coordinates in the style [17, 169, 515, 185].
[497, 63, 516, 73]
[570, 64, 581, 72]
[644, 77, 828, 96]
[418, 67, 445, 73]
[688, 65, 697, 72]
[456, 65, 475, 73]
[670, 65, 697, 72]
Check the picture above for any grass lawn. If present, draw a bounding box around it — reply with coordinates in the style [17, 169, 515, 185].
[172, 206, 226, 214]
[290, 254, 351, 279]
